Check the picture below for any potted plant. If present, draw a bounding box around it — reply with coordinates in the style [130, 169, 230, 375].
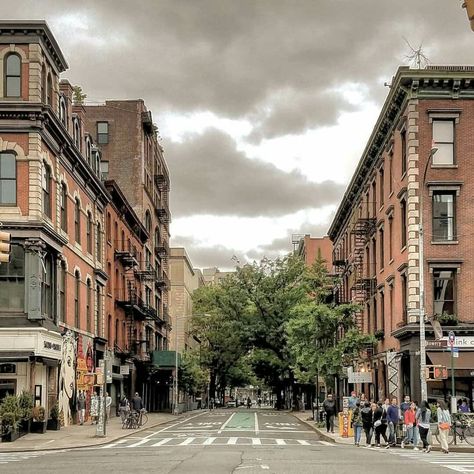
[435, 312, 458, 326]
[47, 402, 61, 431]
[30, 406, 47, 434]
[17, 391, 33, 436]
[374, 329, 385, 341]
[0, 394, 22, 442]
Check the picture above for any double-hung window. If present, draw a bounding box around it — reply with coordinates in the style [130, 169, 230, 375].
[432, 120, 454, 166]
[433, 270, 455, 317]
[5, 54, 21, 98]
[432, 191, 456, 241]
[0, 152, 16, 205]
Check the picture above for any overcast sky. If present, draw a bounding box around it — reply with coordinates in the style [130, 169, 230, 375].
[3, 1, 473, 269]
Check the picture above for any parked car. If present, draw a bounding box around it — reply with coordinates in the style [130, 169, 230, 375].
[226, 400, 237, 408]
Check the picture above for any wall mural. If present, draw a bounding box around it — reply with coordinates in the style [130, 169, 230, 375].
[58, 330, 76, 426]
[76, 334, 95, 422]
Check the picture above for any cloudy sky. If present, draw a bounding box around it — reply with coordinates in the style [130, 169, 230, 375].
[3, 1, 473, 269]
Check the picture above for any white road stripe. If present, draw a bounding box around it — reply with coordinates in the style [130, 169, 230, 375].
[142, 411, 207, 438]
[179, 437, 196, 445]
[151, 438, 173, 446]
[252, 438, 261, 445]
[218, 413, 235, 433]
[102, 439, 128, 449]
[203, 437, 216, 445]
[297, 440, 310, 445]
[127, 439, 150, 448]
[276, 439, 286, 445]
[228, 437, 238, 445]
[254, 412, 259, 435]
[319, 441, 335, 446]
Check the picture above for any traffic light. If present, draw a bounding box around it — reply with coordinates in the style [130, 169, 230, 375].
[463, 0, 474, 31]
[0, 231, 11, 264]
[426, 365, 448, 381]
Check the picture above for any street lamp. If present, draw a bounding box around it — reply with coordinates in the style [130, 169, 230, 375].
[418, 143, 438, 403]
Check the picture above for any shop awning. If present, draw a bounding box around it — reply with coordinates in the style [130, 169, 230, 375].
[427, 351, 474, 370]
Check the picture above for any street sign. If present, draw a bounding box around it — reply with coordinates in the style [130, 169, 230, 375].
[425, 340, 447, 349]
[120, 365, 130, 375]
[453, 351, 459, 358]
[448, 331, 456, 347]
[348, 372, 372, 383]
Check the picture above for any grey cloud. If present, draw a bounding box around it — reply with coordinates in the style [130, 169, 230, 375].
[167, 129, 345, 217]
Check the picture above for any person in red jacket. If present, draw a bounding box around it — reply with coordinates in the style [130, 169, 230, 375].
[401, 401, 416, 449]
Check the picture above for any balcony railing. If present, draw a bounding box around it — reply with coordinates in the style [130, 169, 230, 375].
[154, 173, 169, 190]
[155, 240, 169, 258]
[134, 266, 157, 281]
[156, 207, 170, 224]
[114, 249, 138, 267]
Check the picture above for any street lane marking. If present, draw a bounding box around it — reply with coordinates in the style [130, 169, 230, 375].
[143, 411, 207, 438]
[297, 440, 310, 445]
[127, 439, 150, 448]
[218, 413, 236, 433]
[318, 441, 334, 446]
[228, 437, 238, 444]
[203, 437, 216, 445]
[151, 438, 173, 446]
[276, 439, 286, 445]
[252, 438, 262, 445]
[180, 437, 196, 445]
[102, 439, 128, 449]
[255, 412, 259, 435]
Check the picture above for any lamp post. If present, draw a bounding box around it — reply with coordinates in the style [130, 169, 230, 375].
[418, 144, 438, 403]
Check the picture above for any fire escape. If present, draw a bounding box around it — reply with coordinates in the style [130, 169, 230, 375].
[350, 217, 377, 330]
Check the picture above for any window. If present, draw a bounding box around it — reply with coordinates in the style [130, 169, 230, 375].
[0, 246, 24, 311]
[106, 262, 111, 294]
[433, 270, 455, 317]
[371, 238, 376, 277]
[388, 153, 393, 194]
[0, 152, 16, 205]
[388, 215, 393, 261]
[58, 262, 66, 323]
[115, 318, 119, 347]
[73, 119, 81, 150]
[46, 73, 53, 106]
[86, 280, 92, 332]
[41, 254, 53, 319]
[432, 192, 456, 241]
[121, 230, 125, 251]
[380, 291, 385, 331]
[114, 221, 118, 245]
[5, 53, 21, 98]
[371, 180, 376, 217]
[432, 120, 454, 166]
[96, 285, 102, 336]
[108, 314, 112, 347]
[85, 139, 91, 166]
[145, 248, 152, 269]
[41, 64, 46, 103]
[155, 227, 160, 248]
[97, 122, 109, 144]
[106, 213, 111, 242]
[96, 222, 102, 263]
[379, 167, 384, 207]
[100, 161, 109, 180]
[42, 163, 52, 218]
[379, 227, 384, 270]
[145, 210, 151, 233]
[401, 128, 407, 175]
[59, 96, 67, 126]
[401, 273, 407, 324]
[86, 212, 93, 254]
[74, 199, 81, 243]
[60, 184, 67, 232]
[74, 271, 80, 328]
[400, 199, 407, 248]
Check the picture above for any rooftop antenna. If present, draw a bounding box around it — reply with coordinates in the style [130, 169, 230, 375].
[403, 37, 430, 69]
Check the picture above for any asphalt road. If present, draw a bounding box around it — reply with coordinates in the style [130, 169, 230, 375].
[1, 409, 473, 474]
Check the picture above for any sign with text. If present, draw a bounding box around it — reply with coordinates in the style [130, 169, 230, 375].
[120, 365, 130, 375]
[441, 336, 474, 348]
[342, 397, 350, 439]
[348, 371, 372, 384]
[425, 340, 447, 349]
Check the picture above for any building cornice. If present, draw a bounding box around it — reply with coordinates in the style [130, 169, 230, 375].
[328, 66, 474, 242]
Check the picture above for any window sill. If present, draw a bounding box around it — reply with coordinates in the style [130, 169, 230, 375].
[431, 240, 459, 245]
[431, 164, 458, 169]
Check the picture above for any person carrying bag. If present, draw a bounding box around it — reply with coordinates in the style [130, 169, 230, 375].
[436, 399, 452, 454]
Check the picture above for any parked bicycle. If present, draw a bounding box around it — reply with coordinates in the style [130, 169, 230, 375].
[435, 413, 474, 446]
[122, 408, 148, 429]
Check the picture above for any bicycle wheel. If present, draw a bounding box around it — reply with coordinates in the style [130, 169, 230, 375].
[140, 414, 148, 426]
[460, 427, 473, 445]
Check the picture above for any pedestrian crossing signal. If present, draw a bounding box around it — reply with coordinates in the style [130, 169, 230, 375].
[0, 231, 11, 264]
[426, 365, 448, 381]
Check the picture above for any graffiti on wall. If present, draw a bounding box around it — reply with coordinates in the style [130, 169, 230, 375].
[58, 330, 76, 426]
[76, 334, 95, 421]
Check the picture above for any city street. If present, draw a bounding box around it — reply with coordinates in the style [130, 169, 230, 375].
[1, 409, 473, 474]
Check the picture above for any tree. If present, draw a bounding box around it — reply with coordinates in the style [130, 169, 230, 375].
[178, 350, 208, 396]
[72, 85, 87, 105]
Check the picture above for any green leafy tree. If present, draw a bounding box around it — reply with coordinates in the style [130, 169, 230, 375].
[72, 85, 87, 105]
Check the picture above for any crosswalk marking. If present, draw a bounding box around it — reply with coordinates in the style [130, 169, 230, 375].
[276, 439, 286, 445]
[297, 440, 310, 445]
[127, 439, 150, 448]
[151, 438, 173, 446]
[0, 452, 48, 466]
[252, 438, 261, 445]
[203, 437, 216, 445]
[228, 437, 238, 445]
[179, 437, 196, 445]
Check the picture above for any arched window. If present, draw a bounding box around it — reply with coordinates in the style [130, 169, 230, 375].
[74, 198, 81, 243]
[85, 139, 92, 166]
[74, 271, 81, 328]
[144, 210, 151, 234]
[59, 95, 67, 127]
[86, 279, 92, 332]
[60, 183, 67, 232]
[42, 163, 52, 218]
[86, 211, 93, 254]
[58, 261, 66, 323]
[96, 222, 102, 263]
[41, 64, 46, 103]
[4, 53, 21, 98]
[46, 73, 53, 106]
[0, 152, 16, 205]
[73, 118, 81, 150]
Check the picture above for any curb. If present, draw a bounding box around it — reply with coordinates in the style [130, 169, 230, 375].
[0, 410, 206, 454]
[290, 413, 336, 444]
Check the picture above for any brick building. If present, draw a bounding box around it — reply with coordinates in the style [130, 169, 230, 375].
[84, 100, 172, 411]
[295, 235, 333, 271]
[329, 66, 474, 406]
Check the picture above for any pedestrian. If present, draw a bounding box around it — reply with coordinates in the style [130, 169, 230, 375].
[385, 397, 400, 448]
[360, 393, 367, 404]
[351, 401, 363, 447]
[105, 391, 112, 420]
[90, 391, 99, 425]
[401, 401, 416, 449]
[361, 401, 373, 446]
[246, 397, 252, 409]
[76, 391, 86, 425]
[348, 391, 359, 410]
[322, 393, 336, 434]
[400, 395, 411, 415]
[382, 398, 390, 412]
[459, 398, 471, 413]
[119, 395, 130, 422]
[416, 400, 431, 453]
[412, 400, 420, 449]
[373, 401, 388, 448]
[437, 399, 452, 454]
[132, 392, 144, 412]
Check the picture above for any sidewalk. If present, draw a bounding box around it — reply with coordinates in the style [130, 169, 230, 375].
[0, 410, 204, 453]
[291, 411, 474, 453]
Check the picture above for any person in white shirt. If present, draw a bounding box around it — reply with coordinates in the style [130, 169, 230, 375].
[105, 392, 112, 420]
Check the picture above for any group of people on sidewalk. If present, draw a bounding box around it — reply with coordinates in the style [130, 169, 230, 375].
[323, 391, 461, 455]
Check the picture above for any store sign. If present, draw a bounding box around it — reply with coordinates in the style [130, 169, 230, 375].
[348, 372, 373, 383]
[120, 365, 130, 375]
[441, 336, 474, 348]
[342, 397, 350, 438]
[425, 340, 447, 349]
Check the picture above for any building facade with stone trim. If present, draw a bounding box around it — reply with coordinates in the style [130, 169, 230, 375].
[329, 66, 474, 407]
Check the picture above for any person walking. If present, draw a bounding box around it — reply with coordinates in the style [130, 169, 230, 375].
[401, 401, 416, 449]
[119, 396, 130, 423]
[361, 401, 373, 446]
[385, 397, 400, 448]
[351, 401, 363, 446]
[459, 399, 471, 413]
[373, 401, 388, 447]
[412, 401, 420, 449]
[76, 391, 86, 425]
[246, 397, 252, 409]
[348, 391, 359, 410]
[416, 400, 431, 453]
[105, 392, 112, 420]
[323, 393, 337, 434]
[437, 399, 452, 454]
